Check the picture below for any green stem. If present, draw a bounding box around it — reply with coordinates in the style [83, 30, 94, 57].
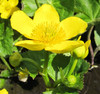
[42, 51, 51, 87]
[68, 58, 78, 76]
[13, 35, 23, 44]
[43, 51, 49, 73]
[53, 79, 61, 87]
[35, 0, 40, 8]
[22, 58, 42, 71]
[0, 56, 12, 71]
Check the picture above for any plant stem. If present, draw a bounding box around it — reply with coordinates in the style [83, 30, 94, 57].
[53, 79, 61, 87]
[0, 56, 11, 71]
[68, 58, 78, 76]
[42, 51, 51, 87]
[88, 25, 94, 65]
[35, 0, 40, 8]
[22, 58, 42, 71]
[13, 35, 23, 44]
[43, 51, 49, 73]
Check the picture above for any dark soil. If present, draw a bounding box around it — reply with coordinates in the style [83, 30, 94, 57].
[7, 75, 46, 94]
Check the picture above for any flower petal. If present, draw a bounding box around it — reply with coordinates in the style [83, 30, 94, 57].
[1, 10, 11, 19]
[84, 40, 91, 50]
[45, 40, 84, 53]
[15, 40, 45, 51]
[0, 89, 8, 94]
[1, 7, 19, 19]
[10, 10, 34, 39]
[9, 0, 18, 7]
[33, 4, 60, 24]
[60, 17, 88, 39]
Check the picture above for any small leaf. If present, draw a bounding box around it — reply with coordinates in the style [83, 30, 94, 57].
[21, 50, 45, 78]
[47, 54, 70, 81]
[94, 23, 100, 46]
[22, 0, 37, 17]
[94, 31, 100, 46]
[75, 0, 100, 24]
[52, 0, 74, 20]
[0, 19, 15, 57]
[0, 70, 10, 89]
[22, 0, 74, 20]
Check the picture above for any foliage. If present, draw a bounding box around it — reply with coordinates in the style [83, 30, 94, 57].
[0, 0, 100, 94]
[0, 19, 15, 57]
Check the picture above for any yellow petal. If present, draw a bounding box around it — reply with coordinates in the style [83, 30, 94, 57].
[15, 40, 45, 51]
[60, 17, 88, 39]
[82, 49, 89, 59]
[0, 89, 8, 94]
[11, 7, 19, 13]
[1, 7, 19, 19]
[33, 4, 60, 24]
[84, 40, 91, 50]
[10, 10, 34, 39]
[45, 40, 84, 53]
[1, 10, 11, 19]
[9, 0, 18, 7]
[82, 40, 91, 58]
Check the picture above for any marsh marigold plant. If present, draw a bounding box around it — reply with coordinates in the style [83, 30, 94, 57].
[0, 0, 19, 19]
[11, 4, 88, 53]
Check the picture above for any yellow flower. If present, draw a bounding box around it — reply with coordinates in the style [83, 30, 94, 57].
[18, 68, 28, 82]
[71, 40, 91, 59]
[0, 88, 8, 94]
[0, 0, 19, 19]
[10, 4, 88, 53]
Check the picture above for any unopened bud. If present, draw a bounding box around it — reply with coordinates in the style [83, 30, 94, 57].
[71, 45, 87, 59]
[67, 75, 76, 85]
[9, 52, 22, 67]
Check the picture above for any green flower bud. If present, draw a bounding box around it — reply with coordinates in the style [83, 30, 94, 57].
[9, 52, 22, 67]
[67, 75, 76, 85]
[71, 45, 86, 59]
[71, 40, 91, 59]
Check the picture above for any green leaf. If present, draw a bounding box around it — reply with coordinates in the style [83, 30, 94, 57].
[0, 70, 10, 89]
[47, 53, 57, 81]
[43, 84, 78, 94]
[63, 57, 90, 90]
[75, 0, 100, 24]
[0, 79, 5, 89]
[52, 0, 74, 20]
[21, 50, 45, 78]
[0, 70, 10, 77]
[0, 19, 14, 57]
[22, 0, 37, 17]
[94, 23, 100, 46]
[75, 59, 90, 74]
[22, 0, 74, 20]
[63, 74, 84, 90]
[47, 54, 70, 81]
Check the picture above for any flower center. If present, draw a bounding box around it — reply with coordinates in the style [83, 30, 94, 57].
[32, 22, 66, 44]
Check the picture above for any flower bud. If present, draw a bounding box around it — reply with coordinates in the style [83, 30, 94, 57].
[71, 45, 86, 59]
[71, 40, 90, 59]
[67, 75, 76, 85]
[9, 52, 22, 67]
